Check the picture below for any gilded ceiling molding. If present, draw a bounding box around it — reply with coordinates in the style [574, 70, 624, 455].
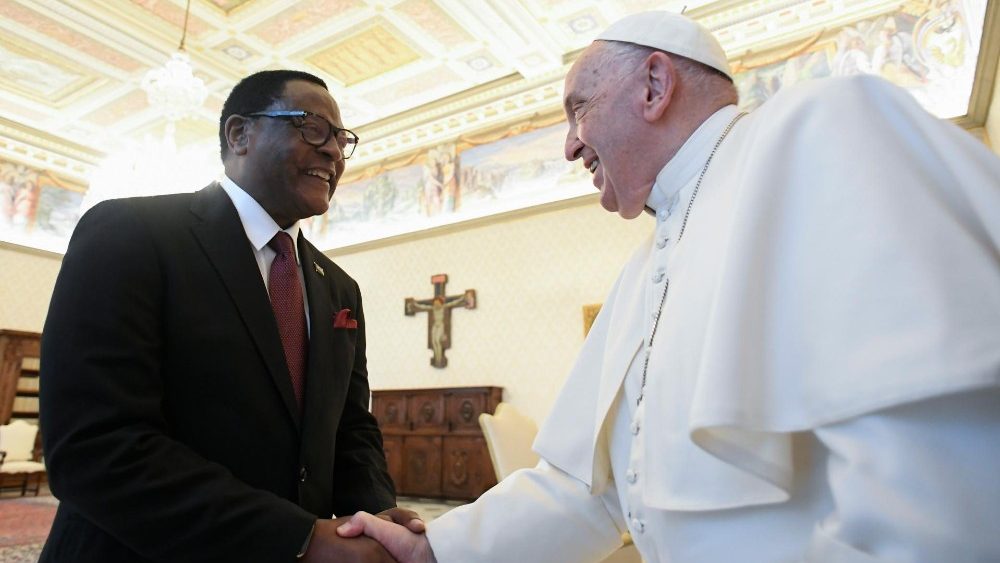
[456, 111, 565, 146]
[352, 78, 565, 166]
[0, 138, 92, 183]
[730, 29, 826, 72]
[340, 107, 566, 185]
[0, 120, 97, 182]
[356, 69, 566, 143]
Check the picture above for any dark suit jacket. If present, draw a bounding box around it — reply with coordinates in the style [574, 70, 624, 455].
[39, 184, 395, 562]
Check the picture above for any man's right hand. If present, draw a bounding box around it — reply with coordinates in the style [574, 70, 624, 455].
[300, 518, 396, 562]
[336, 511, 436, 563]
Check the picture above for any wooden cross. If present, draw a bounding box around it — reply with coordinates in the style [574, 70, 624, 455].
[404, 274, 476, 368]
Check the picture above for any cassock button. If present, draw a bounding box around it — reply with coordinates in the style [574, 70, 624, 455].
[630, 421, 640, 435]
[631, 518, 645, 534]
[656, 237, 669, 249]
[299, 466, 308, 482]
[652, 271, 665, 284]
[626, 469, 638, 483]
[656, 208, 670, 222]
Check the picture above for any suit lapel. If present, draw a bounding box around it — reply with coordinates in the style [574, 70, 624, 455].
[298, 238, 343, 430]
[190, 184, 301, 428]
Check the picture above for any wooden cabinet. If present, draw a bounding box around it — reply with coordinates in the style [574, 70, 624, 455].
[0, 330, 44, 489]
[372, 386, 502, 500]
[0, 330, 41, 427]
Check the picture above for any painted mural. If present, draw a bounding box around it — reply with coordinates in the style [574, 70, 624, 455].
[0, 158, 85, 252]
[2, 0, 990, 254]
[301, 122, 595, 249]
[735, 0, 985, 117]
[300, 0, 988, 251]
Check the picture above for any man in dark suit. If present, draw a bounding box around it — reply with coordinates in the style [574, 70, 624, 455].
[39, 70, 420, 562]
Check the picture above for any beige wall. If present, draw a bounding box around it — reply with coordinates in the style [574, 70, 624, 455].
[0, 244, 61, 332]
[0, 198, 649, 424]
[331, 198, 651, 424]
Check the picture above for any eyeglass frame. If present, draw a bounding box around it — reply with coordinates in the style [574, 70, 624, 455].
[245, 110, 360, 159]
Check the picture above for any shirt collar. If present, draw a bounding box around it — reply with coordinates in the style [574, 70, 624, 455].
[645, 104, 740, 214]
[220, 175, 301, 264]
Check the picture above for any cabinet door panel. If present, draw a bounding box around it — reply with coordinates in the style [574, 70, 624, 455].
[381, 436, 404, 493]
[442, 436, 496, 500]
[372, 393, 408, 431]
[445, 391, 487, 433]
[407, 392, 447, 432]
[402, 436, 442, 497]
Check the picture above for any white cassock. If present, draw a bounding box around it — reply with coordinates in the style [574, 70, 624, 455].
[426, 75, 1000, 562]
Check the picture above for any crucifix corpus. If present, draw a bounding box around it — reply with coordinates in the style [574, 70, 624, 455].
[404, 274, 476, 368]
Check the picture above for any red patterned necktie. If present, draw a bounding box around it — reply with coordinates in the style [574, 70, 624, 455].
[268, 232, 307, 410]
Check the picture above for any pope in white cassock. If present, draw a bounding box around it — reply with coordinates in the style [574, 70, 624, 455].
[338, 10, 1000, 563]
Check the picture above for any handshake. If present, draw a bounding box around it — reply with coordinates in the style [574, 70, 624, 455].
[300, 507, 436, 562]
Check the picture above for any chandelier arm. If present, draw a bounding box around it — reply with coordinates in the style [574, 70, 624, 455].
[180, 0, 192, 51]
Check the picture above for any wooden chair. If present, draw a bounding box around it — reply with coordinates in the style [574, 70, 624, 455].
[0, 419, 46, 496]
[478, 402, 540, 481]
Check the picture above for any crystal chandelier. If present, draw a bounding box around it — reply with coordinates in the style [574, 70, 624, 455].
[140, 0, 207, 121]
[141, 51, 207, 121]
[85, 0, 217, 212]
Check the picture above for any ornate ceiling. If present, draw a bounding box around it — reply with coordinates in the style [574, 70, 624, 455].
[1, 0, 997, 187]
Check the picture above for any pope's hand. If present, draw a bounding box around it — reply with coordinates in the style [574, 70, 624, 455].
[337, 510, 436, 563]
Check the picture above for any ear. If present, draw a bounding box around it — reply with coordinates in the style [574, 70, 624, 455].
[224, 114, 252, 156]
[641, 51, 676, 122]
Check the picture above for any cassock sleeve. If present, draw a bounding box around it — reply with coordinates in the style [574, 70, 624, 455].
[426, 460, 627, 563]
[806, 388, 1000, 561]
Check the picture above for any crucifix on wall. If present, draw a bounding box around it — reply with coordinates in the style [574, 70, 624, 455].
[404, 274, 476, 368]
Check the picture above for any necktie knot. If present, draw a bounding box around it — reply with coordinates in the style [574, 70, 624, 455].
[269, 232, 295, 258]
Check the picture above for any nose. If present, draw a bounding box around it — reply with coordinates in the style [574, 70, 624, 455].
[564, 126, 584, 162]
[317, 135, 345, 161]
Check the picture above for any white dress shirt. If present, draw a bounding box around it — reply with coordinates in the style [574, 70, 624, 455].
[220, 176, 311, 334]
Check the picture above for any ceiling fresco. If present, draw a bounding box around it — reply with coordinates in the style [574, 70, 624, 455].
[0, 0, 997, 252]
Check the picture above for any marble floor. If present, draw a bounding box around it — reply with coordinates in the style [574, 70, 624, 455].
[0, 492, 463, 562]
[396, 496, 466, 523]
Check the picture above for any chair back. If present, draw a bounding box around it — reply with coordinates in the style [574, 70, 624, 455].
[0, 420, 39, 463]
[478, 403, 540, 480]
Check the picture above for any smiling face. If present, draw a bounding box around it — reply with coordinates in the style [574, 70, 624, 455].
[238, 80, 347, 227]
[563, 43, 660, 219]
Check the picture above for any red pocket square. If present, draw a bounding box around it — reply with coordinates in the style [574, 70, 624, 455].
[334, 308, 358, 329]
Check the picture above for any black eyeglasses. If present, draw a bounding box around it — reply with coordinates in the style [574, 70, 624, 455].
[246, 110, 359, 159]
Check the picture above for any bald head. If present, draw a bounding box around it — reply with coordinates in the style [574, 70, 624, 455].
[562, 35, 739, 219]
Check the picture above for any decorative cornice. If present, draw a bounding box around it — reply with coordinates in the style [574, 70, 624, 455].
[350, 75, 566, 167]
[0, 118, 99, 180]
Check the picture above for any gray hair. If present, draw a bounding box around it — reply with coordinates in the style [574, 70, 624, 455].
[597, 40, 739, 106]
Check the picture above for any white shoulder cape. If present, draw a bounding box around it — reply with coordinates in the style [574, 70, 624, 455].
[535, 75, 1000, 511]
